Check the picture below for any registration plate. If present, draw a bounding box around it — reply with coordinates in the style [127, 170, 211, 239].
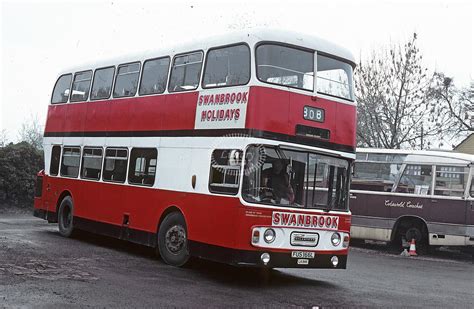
[303, 106, 325, 122]
[291, 251, 315, 259]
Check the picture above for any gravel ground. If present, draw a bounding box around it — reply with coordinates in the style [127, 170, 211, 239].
[0, 214, 473, 308]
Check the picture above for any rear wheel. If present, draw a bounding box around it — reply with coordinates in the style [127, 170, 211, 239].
[157, 212, 190, 267]
[58, 196, 75, 237]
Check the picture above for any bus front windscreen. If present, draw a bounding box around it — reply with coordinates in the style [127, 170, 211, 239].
[242, 145, 350, 211]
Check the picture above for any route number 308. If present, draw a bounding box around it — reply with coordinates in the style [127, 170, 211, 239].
[303, 106, 324, 122]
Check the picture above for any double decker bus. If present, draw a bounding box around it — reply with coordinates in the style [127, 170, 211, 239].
[34, 29, 356, 268]
[350, 148, 474, 250]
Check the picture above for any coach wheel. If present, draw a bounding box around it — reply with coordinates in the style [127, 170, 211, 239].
[405, 227, 422, 244]
[405, 226, 429, 254]
[158, 212, 190, 267]
[58, 196, 75, 237]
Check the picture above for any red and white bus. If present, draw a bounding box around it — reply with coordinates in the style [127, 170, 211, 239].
[34, 29, 356, 268]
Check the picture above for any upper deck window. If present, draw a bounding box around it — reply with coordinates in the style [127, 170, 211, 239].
[139, 57, 170, 95]
[317, 55, 354, 101]
[203, 44, 250, 88]
[168, 52, 203, 92]
[51, 74, 72, 104]
[90, 66, 115, 100]
[70, 71, 92, 102]
[256, 44, 313, 91]
[113, 62, 140, 98]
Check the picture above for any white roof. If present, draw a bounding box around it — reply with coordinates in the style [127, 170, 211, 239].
[357, 148, 474, 165]
[59, 28, 356, 76]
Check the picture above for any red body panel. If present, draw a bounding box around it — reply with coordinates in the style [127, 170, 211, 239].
[44, 86, 356, 149]
[35, 176, 351, 254]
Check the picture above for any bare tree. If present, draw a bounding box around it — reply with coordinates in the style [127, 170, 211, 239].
[355, 33, 454, 149]
[0, 129, 7, 147]
[18, 115, 44, 150]
[428, 74, 473, 136]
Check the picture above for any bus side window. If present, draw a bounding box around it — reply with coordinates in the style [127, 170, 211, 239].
[60, 147, 81, 178]
[434, 166, 468, 197]
[168, 52, 203, 92]
[395, 164, 432, 195]
[81, 147, 103, 181]
[50, 145, 61, 176]
[209, 149, 242, 195]
[471, 175, 474, 197]
[103, 148, 128, 183]
[128, 148, 157, 186]
[113, 62, 140, 98]
[203, 44, 250, 88]
[351, 162, 399, 192]
[139, 57, 170, 95]
[70, 70, 92, 102]
[90, 66, 115, 100]
[51, 74, 72, 104]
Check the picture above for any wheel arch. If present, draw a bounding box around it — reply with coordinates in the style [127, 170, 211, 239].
[390, 215, 429, 242]
[156, 205, 188, 236]
[56, 190, 73, 214]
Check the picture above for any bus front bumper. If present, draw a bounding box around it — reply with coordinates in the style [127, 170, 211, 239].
[189, 241, 348, 269]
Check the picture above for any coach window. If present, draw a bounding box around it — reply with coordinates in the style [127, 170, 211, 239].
[113, 62, 140, 98]
[395, 164, 433, 195]
[90, 66, 115, 100]
[51, 74, 72, 104]
[168, 51, 203, 92]
[139, 57, 170, 95]
[128, 148, 157, 186]
[103, 148, 128, 183]
[209, 149, 242, 195]
[70, 70, 92, 102]
[317, 54, 354, 101]
[434, 166, 469, 197]
[50, 145, 61, 176]
[81, 147, 103, 180]
[470, 175, 474, 197]
[256, 44, 313, 91]
[60, 147, 81, 178]
[203, 44, 250, 88]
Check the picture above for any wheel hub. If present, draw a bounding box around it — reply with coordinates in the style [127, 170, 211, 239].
[165, 225, 186, 254]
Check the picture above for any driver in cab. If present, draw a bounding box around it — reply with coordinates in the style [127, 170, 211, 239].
[263, 160, 295, 204]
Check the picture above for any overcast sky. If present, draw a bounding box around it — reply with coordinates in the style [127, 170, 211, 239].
[1, 0, 472, 142]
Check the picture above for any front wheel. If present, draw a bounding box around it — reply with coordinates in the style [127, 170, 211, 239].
[58, 196, 75, 237]
[157, 212, 190, 267]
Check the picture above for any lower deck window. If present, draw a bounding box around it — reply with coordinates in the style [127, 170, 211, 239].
[81, 148, 103, 180]
[128, 148, 157, 186]
[103, 148, 128, 183]
[209, 149, 242, 195]
[50, 145, 61, 176]
[60, 147, 81, 178]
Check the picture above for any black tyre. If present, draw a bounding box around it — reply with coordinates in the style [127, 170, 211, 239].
[405, 226, 428, 255]
[58, 196, 75, 237]
[157, 212, 190, 267]
[405, 227, 423, 244]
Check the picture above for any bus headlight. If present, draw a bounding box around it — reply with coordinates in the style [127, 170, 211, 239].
[331, 232, 341, 246]
[264, 228, 276, 243]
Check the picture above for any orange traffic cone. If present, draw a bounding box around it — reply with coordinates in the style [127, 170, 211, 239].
[409, 238, 417, 256]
